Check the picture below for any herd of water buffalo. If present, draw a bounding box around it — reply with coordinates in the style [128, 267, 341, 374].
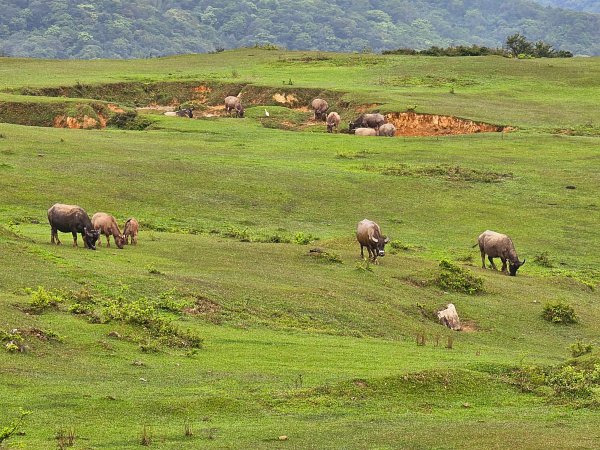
[47, 203, 525, 276]
[165, 96, 398, 136]
[47, 95, 526, 276]
[47, 203, 137, 251]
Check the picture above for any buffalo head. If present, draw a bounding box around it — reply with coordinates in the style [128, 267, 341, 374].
[371, 236, 390, 257]
[83, 227, 100, 250]
[509, 259, 526, 276]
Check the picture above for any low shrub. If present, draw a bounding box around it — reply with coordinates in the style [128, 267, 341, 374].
[0, 409, 32, 445]
[103, 296, 203, 349]
[543, 301, 577, 324]
[570, 340, 593, 358]
[437, 260, 484, 294]
[294, 232, 316, 245]
[25, 286, 63, 313]
[534, 251, 553, 268]
[547, 364, 600, 398]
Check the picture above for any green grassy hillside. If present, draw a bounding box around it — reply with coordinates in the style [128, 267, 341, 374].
[0, 50, 599, 449]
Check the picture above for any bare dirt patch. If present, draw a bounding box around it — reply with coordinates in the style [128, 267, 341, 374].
[385, 112, 506, 136]
[183, 296, 222, 323]
[107, 103, 125, 113]
[460, 320, 479, 333]
[272, 93, 299, 105]
[53, 114, 106, 129]
[193, 85, 212, 103]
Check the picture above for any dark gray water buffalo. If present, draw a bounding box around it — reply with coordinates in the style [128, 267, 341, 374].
[349, 113, 385, 132]
[356, 219, 390, 262]
[175, 108, 194, 118]
[92, 212, 124, 249]
[326, 112, 341, 133]
[311, 98, 329, 121]
[224, 96, 244, 117]
[378, 123, 396, 136]
[475, 230, 525, 276]
[48, 203, 100, 249]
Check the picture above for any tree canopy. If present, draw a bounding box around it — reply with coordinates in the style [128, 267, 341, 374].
[0, 0, 598, 58]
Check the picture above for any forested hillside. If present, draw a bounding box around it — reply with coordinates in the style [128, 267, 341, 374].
[0, 0, 599, 58]
[534, 0, 600, 13]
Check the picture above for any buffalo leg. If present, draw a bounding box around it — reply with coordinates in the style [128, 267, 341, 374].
[72, 231, 78, 247]
[500, 258, 507, 272]
[488, 256, 497, 270]
[132, 234, 137, 245]
[481, 250, 486, 269]
[97, 233, 102, 246]
[51, 228, 61, 245]
[105, 234, 110, 247]
[360, 245, 365, 259]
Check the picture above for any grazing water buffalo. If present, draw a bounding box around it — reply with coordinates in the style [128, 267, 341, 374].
[476, 230, 525, 276]
[378, 123, 396, 137]
[224, 96, 244, 117]
[123, 218, 139, 245]
[326, 112, 341, 133]
[437, 303, 462, 331]
[48, 203, 100, 250]
[356, 219, 389, 262]
[353, 127, 377, 136]
[349, 113, 385, 132]
[92, 212, 124, 249]
[311, 98, 329, 121]
[175, 108, 194, 118]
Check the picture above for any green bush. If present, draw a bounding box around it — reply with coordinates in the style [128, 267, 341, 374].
[26, 286, 63, 313]
[569, 341, 593, 358]
[437, 260, 484, 295]
[294, 232, 316, 245]
[103, 296, 203, 349]
[543, 301, 577, 324]
[547, 364, 600, 398]
[0, 409, 31, 444]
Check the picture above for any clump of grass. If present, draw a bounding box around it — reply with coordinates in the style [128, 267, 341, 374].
[542, 301, 577, 324]
[308, 248, 342, 264]
[55, 426, 76, 449]
[0, 409, 31, 445]
[222, 224, 250, 242]
[335, 150, 370, 159]
[145, 264, 163, 275]
[140, 425, 152, 446]
[570, 340, 593, 358]
[103, 296, 203, 349]
[436, 260, 484, 294]
[512, 362, 600, 401]
[388, 240, 421, 254]
[355, 260, 373, 272]
[294, 232, 316, 245]
[184, 419, 193, 437]
[534, 251, 553, 268]
[371, 164, 513, 183]
[25, 286, 63, 314]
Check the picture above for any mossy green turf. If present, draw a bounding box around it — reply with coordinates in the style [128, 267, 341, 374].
[1, 50, 600, 449]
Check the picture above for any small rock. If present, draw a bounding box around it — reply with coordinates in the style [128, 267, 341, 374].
[108, 331, 121, 338]
[132, 360, 145, 366]
[462, 402, 471, 408]
[139, 377, 148, 382]
[278, 435, 288, 441]
[565, 185, 576, 190]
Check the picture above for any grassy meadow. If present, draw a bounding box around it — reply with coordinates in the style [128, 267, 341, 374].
[0, 49, 599, 449]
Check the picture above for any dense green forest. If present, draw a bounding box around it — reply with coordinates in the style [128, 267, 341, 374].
[534, 0, 600, 13]
[0, 0, 599, 58]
